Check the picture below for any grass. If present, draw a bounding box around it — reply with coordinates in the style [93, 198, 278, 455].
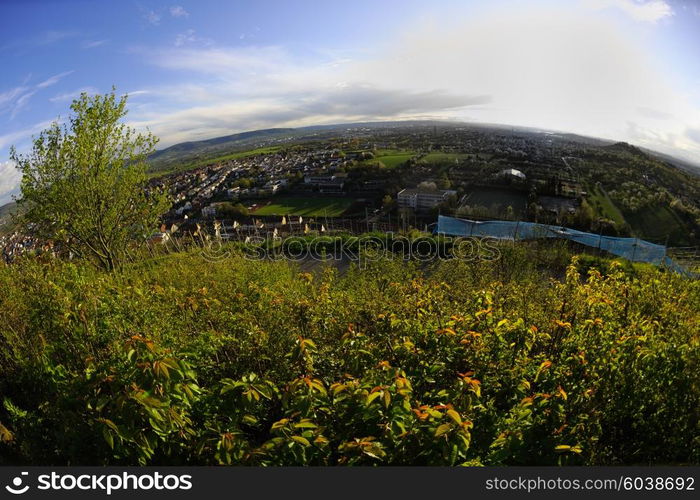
[624, 204, 689, 245]
[587, 185, 688, 244]
[252, 197, 355, 217]
[0, 201, 19, 236]
[421, 152, 470, 164]
[352, 149, 416, 169]
[588, 185, 626, 226]
[375, 153, 414, 169]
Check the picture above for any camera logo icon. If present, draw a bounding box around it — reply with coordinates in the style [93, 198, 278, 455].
[5, 472, 29, 495]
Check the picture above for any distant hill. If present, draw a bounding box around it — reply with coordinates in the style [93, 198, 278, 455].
[150, 128, 296, 161]
[0, 201, 16, 219]
[557, 133, 614, 147]
[146, 120, 699, 177]
[603, 141, 650, 159]
[147, 128, 299, 173]
[600, 141, 700, 177]
[644, 149, 700, 176]
[0, 201, 18, 235]
[146, 120, 456, 174]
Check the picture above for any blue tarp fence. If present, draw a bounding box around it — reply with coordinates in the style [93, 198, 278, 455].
[435, 215, 692, 276]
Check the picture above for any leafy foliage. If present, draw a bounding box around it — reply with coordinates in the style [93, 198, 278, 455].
[11, 90, 170, 271]
[0, 245, 698, 465]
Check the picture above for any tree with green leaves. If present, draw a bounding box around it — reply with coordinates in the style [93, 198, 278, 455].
[11, 89, 169, 271]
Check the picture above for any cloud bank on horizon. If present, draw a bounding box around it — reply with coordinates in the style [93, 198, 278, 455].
[1, 0, 700, 204]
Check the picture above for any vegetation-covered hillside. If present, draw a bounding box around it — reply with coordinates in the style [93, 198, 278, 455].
[1, 244, 697, 466]
[0, 201, 18, 235]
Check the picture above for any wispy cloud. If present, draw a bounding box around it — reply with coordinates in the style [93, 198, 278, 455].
[49, 86, 99, 103]
[169, 5, 189, 18]
[582, 0, 673, 23]
[1, 30, 79, 52]
[81, 39, 107, 49]
[0, 87, 26, 109]
[37, 30, 78, 45]
[10, 91, 37, 119]
[0, 71, 73, 120]
[36, 70, 74, 89]
[1, 87, 35, 119]
[145, 45, 288, 75]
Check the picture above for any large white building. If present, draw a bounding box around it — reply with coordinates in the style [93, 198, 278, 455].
[397, 188, 457, 211]
[499, 168, 526, 181]
[304, 175, 345, 193]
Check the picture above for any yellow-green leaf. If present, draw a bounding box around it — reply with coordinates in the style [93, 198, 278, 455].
[446, 409, 462, 424]
[291, 435, 310, 447]
[435, 423, 452, 437]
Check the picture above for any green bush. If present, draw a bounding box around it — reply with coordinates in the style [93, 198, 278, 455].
[0, 247, 698, 465]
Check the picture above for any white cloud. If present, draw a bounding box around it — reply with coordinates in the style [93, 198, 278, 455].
[0, 160, 21, 206]
[636, 106, 673, 120]
[127, 2, 700, 163]
[582, 0, 673, 23]
[686, 127, 700, 145]
[174, 30, 195, 47]
[0, 119, 60, 203]
[169, 5, 189, 18]
[126, 86, 478, 148]
[144, 10, 161, 26]
[0, 120, 55, 151]
[174, 29, 212, 47]
[348, 6, 698, 160]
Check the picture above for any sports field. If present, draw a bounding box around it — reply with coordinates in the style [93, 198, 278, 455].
[421, 152, 470, 164]
[377, 154, 413, 168]
[353, 149, 416, 169]
[252, 197, 355, 217]
[375, 150, 415, 168]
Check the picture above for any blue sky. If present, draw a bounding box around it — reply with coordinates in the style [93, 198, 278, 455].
[1, 0, 700, 204]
